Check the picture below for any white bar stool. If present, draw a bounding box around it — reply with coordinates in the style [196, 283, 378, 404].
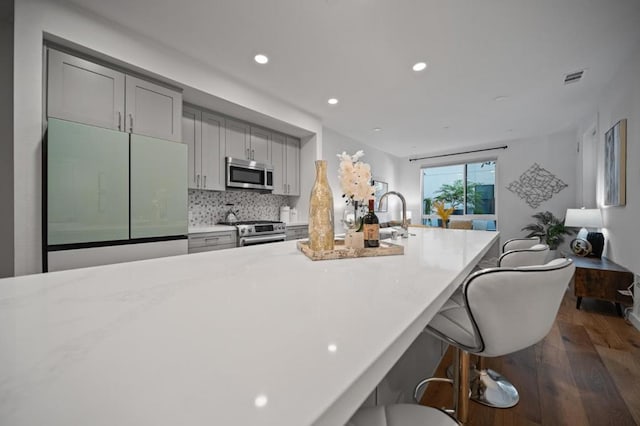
[414, 258, 575, 423]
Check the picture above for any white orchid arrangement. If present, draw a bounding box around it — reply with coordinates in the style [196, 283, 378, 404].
[337, 150, 375, 205]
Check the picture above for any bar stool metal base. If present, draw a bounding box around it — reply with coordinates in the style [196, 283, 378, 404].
[470, 368, 519, 408]
[414, 348, 471, 424]
[446, 363, 519, 409]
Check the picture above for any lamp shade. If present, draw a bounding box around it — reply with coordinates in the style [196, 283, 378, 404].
[565, 208, 603, 228]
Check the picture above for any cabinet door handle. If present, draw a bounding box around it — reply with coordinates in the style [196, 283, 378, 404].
[129, 113, 134, 132]
[288, 184, 290, 194]
[197, 174, 200, 188]
[117, 111, 122, 130]
[203, 175, 207, 188]
[283, 183, 286, 193]
[246, 148, 250, 159]
[251, 149, 255, 160]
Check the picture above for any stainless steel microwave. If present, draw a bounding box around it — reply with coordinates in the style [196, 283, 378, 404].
[226, 157, 274, 191]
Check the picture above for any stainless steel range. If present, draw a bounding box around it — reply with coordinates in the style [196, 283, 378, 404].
[218, 220, 287, 247]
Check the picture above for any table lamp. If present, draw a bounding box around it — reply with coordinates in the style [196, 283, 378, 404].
[565, 208, 604, 257]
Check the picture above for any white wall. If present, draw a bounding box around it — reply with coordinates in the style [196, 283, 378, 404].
[594, 43, 640, 327]
[13, 0, 322, 275]
[397, 128, 579, 248]
[0, 0, 13, 278]
[321, 127, 404, 226]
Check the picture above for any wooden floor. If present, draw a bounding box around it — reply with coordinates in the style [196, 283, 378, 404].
[420, 287, 640, 425]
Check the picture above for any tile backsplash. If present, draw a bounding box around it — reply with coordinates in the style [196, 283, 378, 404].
[189, 189, 292, 226]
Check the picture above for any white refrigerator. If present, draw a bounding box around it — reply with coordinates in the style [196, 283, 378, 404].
[45, 118, 188, 272]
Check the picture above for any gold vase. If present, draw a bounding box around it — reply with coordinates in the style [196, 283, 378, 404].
[308, 160, 335, 251]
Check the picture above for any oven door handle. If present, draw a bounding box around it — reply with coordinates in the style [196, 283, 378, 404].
[239, 234, 286, 246]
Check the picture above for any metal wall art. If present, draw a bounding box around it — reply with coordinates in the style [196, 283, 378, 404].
[604, 119, 627, 206]
[506, 163, 568, 208]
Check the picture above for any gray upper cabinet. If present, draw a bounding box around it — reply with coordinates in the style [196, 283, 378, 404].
[183, 106, 225, 191]
[225, 119, 271, 164]
[201, 111, 225, 191]
[125, 75, 182, 142]
[47, 49, 125, 131]
[285, 136, 300, 196]
[271, 133, 300, 196]
[48, 48, 182, 142]
[182, 106, 202, 189]
[249, 126, 271, 164]
[271, 133, 286, 195]
[225, 118, 250, 160]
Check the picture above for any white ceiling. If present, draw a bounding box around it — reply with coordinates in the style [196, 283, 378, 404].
[66, 0, 640, 157]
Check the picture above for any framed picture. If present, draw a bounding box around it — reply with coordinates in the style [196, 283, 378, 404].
[604, 119, 627, 207]
[373, 179, 388, 212]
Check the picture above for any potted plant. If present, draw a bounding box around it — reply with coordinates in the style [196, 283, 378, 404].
[521, 211, 574, 250]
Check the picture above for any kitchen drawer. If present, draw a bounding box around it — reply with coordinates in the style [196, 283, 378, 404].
[188, 231, 237, 252]
[286, 226, 309, 241]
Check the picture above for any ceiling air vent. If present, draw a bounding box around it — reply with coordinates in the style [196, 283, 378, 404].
[564, 70, 584, 85]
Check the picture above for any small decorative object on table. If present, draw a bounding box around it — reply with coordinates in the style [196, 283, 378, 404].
[363, 198, 380, 248]
[564, 208, 604, 258]
[337, 150, 375, 248]
[308, 160, 335, 251]
[570, 238, 592, 257]
[433, 200, 454, 229]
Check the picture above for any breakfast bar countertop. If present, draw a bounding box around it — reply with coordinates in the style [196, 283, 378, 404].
[0, 228, 498, 426]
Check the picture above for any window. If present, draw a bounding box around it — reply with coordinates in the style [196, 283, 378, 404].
[421, 160, 496, 226]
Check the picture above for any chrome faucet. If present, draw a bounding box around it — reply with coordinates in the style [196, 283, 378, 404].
[378, 191, 409, 237]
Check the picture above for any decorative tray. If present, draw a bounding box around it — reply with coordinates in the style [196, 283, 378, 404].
[297, 239, 404, 261]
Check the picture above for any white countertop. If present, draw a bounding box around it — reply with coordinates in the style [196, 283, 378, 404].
[188, 224, 237, 233]
[0, 228, 498, 426]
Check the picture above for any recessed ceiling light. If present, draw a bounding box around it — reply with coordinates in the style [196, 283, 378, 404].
[494, 96, 508, 102]
[327, 98, 339, 105]
[412, 62, 427, 72]
[254, 394, 268, 408]
[373, 127, 382, 132]
[254, 54, 269, 64]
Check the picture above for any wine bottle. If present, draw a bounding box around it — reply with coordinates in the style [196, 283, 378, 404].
[363, 199, 380, 248]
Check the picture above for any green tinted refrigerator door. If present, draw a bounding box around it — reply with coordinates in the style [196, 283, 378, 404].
[47, 118, 130, 245]
[130, 134, 188, 238]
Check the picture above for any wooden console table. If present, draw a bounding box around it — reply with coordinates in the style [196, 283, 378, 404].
[565, 254, 634, 316]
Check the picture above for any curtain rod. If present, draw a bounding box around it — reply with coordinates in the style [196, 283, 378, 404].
[408, 145, 508, 162]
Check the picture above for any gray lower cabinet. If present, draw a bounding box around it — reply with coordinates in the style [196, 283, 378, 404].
[286, 225, 308, 241]
[47, 48, 182, 142]
[272, 132, 300, 196]
[188, 231, 238, 253]
[183, 105, 225, 190]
